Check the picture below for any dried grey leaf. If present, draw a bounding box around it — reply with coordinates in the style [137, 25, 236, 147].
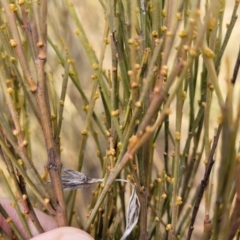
[59, 168, 140, 239]
[120, 187, 140, 240]
[61, 168, 103, 190]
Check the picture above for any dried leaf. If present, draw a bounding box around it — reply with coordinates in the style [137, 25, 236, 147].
[59, 168, 140, 239]
[61, 168, 103, 190]
[120, 187, 140, 240]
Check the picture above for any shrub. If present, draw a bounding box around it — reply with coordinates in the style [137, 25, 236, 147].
[0, 0, 240, 239]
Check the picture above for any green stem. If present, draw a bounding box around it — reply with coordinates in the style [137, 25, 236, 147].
[0, 203, 24, 240]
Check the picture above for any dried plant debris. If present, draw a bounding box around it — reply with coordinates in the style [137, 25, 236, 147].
[59, 168, 140, 239]
[61, 168, 103, 190]
[120, 187, 141, 240]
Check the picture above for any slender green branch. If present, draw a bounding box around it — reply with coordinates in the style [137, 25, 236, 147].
[0, 170, 33, 238]
[54, 57, 70, 142]
[0, 203, 24, 240]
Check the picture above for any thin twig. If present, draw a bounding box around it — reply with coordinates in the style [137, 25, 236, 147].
[231, 46, 240, 85]
[186, 125, 222, 240]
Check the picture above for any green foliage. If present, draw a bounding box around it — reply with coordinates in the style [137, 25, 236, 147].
[0, 0, 240, 239]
